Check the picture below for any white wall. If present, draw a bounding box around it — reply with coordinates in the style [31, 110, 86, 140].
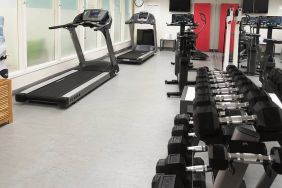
[135, 0, 282, 52]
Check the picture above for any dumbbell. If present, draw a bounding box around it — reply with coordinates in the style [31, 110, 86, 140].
[196, 75, 233, 84]
[197, 65, 238, 78]
[168, 136, 208, 165]
[226, 64, 239, 72]
[194, 95, 249, 111]
[244, 88, 270, 113]
[268, 68, 282, 94]
[196, 72, 247, 87]
[196, 85, 239, 96]
[193, 101, 282, 144]
[197, 81, 236, 89]
[196, 68, 245, 83]
[152, 174, 184, 188]
[208, 144, 282, 174]
[156, 154, 208, 188]
[214, 94, 244, 102]
[174, 114, 191, 127]
[171, 125, 200, 146]
[269, 68, 282, 86]
[198, 66, 237, 76]
[195, 93, 244, 102]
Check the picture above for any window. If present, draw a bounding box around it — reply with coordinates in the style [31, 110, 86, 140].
[101, 0, 111, 47]
[84, 0, 98, 51]
[2, 0, 132, 74]
[0, 0, 19, 71]
[61, 0, 78, 57]
[124, 0, 132, 41]
[114, 0, 121, 43]
[26, 0, 55, 67]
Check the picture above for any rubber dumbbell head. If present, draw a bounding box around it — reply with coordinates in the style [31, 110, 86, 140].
[270, 147, 282, 174]
[193, 95, 215, 108]
[208, 144, 229, 170]
[226, 65, 238, 72]
[193, 105, 224, 144]
[152, 174, 180, 188]
[245, 88, 270, 112]
[174, 114, 191, 127]
[171, 125, 199, 146]
[252, 100, 282, 132]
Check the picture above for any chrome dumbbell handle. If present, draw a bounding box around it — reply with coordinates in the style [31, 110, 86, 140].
[187, 146, 208, 152]
[188, 132, 196, 137]
[214, 94, 244, 102]
[216, 102, 249, 110]
[219, 115, 257, 125]
[228, 153, 272, 165]
[212, 87, 239, 94]
[211, 82, 235, 88]
[186, 165, 212, 173]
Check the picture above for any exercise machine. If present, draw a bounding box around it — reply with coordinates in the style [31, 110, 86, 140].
[15, 9, 119, 108]
[232, 8, 242, 68]
[258, 16, 282, 84]
[0, 16, 8, 79]
[117, 12, 157, 64]
[166, 14, 198, 98]
[222, 8, 234, 71]
[239, 15, 261, 75]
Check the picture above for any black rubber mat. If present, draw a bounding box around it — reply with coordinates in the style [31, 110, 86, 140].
[117, 51, 149, 60]
[29, 70, 102, 99]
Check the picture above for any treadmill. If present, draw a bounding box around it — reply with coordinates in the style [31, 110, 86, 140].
[15, 9, 119, 108]
[117, 12, 157, 64]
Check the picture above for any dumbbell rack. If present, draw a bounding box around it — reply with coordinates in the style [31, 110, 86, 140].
[152, 65, 282, 188]
[193, 66, 282, 188]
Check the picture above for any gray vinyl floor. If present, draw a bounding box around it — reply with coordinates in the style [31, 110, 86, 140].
[0, 51, 281, 188]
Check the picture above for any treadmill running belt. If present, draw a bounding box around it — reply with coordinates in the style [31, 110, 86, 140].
[29, 71, 102, 99]
[118, 51, 149, 60]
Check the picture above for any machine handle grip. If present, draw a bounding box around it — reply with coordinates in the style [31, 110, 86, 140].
[49, 23, 75, 30]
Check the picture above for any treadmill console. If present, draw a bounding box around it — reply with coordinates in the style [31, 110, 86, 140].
[172, 14, 194, 25]
[83, 9, 109, 23]
[138, 12, 149, 22]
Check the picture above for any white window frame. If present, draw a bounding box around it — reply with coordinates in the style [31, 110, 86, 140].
[10, 0, 132, 78]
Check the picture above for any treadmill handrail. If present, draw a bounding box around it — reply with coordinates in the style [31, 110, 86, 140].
[49, 20, 109, 30]
[167, 22, 198, 27]
[125, 20, 155, 25]
[49, 23, 78, 30]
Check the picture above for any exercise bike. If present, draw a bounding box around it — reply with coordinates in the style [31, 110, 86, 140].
[165, 14, 197, 97]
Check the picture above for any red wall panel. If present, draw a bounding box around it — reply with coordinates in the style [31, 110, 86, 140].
[194, 3, 211, 52]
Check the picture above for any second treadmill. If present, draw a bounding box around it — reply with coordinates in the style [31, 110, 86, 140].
[117, 12, 158, 65]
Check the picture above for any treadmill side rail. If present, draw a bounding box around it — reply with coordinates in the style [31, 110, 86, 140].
[138, 51, 155, 61]
[59, 72, 112, 108]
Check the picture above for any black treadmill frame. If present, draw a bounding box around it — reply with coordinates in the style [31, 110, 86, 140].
[15, 9, 119, 108]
